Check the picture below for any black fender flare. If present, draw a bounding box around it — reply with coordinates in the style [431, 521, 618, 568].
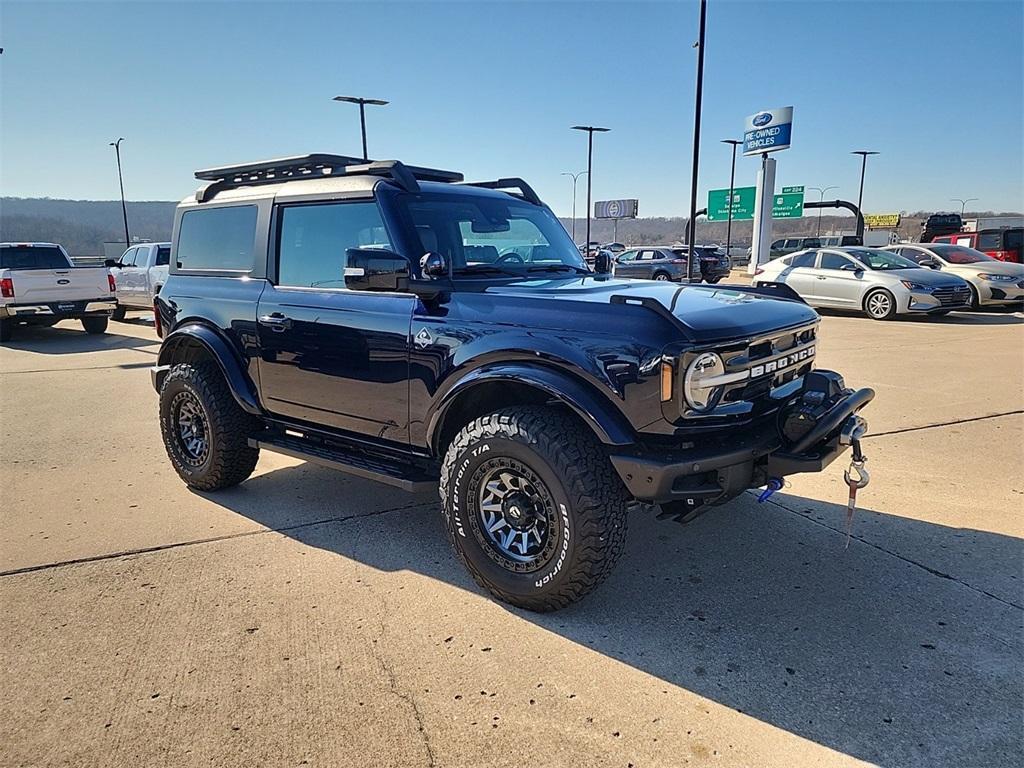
[155, 323, 261, 414]
[427, 363, 636, 455]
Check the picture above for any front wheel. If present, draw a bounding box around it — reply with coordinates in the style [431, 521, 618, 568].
[439, 407, 629, 611]
[653, 272, 671, 281]
[864, 289, 897, 320]
[159, 362, 260, 491]
[82, 316, 109, 334]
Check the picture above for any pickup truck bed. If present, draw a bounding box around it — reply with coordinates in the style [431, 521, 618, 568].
[1, 243, 118, 341]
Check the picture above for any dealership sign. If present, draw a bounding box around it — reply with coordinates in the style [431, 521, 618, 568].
[864, 213, 901, 229]
[594, 199, 639, 219]
[743, 106, 794, 156]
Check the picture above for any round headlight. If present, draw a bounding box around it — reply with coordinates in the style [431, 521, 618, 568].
[684, 352, 725, 412]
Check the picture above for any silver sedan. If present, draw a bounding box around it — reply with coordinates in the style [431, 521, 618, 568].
[883, 243, 1024, 308]
[753, 247, 973, 320]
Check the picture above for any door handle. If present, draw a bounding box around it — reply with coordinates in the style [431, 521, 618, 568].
[259, 313, 293, 331]
[817, 276, 827, 280]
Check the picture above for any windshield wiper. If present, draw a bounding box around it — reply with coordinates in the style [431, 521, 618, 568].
[526, 264, 590, 274]
[453, 264, 522, 277]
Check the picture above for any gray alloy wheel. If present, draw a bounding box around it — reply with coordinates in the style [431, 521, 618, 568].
[654, 273, 670, 281]
[864, 289, 896, 320]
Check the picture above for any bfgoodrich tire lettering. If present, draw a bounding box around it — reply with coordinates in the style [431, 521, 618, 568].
[439, 406, 629, 611]
[159, 362, 260, 491]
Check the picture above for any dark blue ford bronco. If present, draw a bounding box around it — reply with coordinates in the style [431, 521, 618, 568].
[152, 154, 873, 611]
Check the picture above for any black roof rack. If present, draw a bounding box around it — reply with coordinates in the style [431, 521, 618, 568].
[459, 178, 542, 205]
[193, 154, 464, 202]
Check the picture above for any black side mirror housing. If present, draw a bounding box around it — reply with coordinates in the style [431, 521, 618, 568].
[593, 251, 613, 274]
[419, 251, 448, 278]
[105, 259, 119, 268]
[345, 248, 410, 292]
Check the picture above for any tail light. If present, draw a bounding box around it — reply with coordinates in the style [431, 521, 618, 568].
[1, 277, 13, 298]
[670, 258, 688, 264]
[754, 268, 765, 276]
[153, 298, 162, 338]
[989, 250, 1011, 262]
[107, 273, 116, 292]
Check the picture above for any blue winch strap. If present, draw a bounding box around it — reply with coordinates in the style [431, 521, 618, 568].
[757, 477, 784, 503]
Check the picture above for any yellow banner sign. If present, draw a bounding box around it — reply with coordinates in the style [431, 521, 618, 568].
[864, 214, 901, 229]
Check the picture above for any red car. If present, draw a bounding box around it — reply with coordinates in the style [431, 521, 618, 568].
[931, 228, 1022, 263]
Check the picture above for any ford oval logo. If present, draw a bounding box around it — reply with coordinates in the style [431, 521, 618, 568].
[57, 279, 70, 285]
[752, 112, 772, 127]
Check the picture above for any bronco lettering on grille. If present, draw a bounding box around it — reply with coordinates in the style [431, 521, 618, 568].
[749, 344, 815, 379]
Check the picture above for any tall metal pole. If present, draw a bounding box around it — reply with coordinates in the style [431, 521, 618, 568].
[572, 127, 609, 255]
[109, 138, 130, 249]
[852, 150, 878, 218]
[951, 197, 977, 216]
[687, 0, 708, 283]
[721, 139, 741, 257]
[808, 185, 838, 237]
[358, 102, 368, 160]
[561, 171, 587, 242]
[333, 96, 389, 161]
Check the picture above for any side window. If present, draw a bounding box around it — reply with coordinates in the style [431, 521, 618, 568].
[771, 240, 785, 249]
[790, 251, 817, 268]
[177, 205, 258, 271]
[819, 252, 852, 270]
[784, 239, 800, 249]
[120, 248, 137, 267]
[637, 250, 657, 261]
[277, 201, 392, 289]
[618, 250, 637, 261]
[899, 248, 926, 264]
[155, 246, 171, 266]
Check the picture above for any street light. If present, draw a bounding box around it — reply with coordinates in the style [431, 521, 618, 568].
[560, 171, 588, 243]
[851, 150, 879, 217]
[720, 139, 742, 257]
[571, 126, 610, 257]
[808, 185, 839, 237]
[332, 95, 389, 160]
[951, 197, 978, 216]
[686, 0, 708, 283]
[109, 138, 130, 250]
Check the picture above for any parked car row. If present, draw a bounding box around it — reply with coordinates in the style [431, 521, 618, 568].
[613, 245, 730, 283]
[753, 244, 1022, 320]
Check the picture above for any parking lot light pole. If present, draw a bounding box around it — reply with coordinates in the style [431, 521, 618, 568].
[808, 185, 838, 236]
[333, 95, 389, 160]
[720, 139, 742, 257]
[560, 171, 588, 243]
[951, 197, 978, 216]
[686, 0, 707, 283]
[851, 150, 879, 218]
[109, 138, 130, 249]
[571, 126, 609, 256]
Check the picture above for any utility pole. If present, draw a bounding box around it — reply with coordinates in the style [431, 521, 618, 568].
[851, 150, 879, 218]
[571, 126, 609, 257]
[333, 95, 389, 160]
[720, 138, 741, 257]
[109, 138, 130, 249]
[560, 171, 588, 242]
[686, 0, 708, 283]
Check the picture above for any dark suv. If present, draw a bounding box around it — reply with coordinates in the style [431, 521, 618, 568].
[615, 246, 730, 283]
[152, 154, 873, 611]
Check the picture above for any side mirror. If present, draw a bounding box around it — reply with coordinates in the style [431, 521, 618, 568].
[344, 248, 410, 292]
[105, 259, 119, 268]
[419, 251, 448, 278]
[839, 264, 857, 271]
[593, 251, 613, 274]
[923, 259, 940, 269]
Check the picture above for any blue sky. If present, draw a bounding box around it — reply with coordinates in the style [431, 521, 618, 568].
[1, 0, 1022, 217]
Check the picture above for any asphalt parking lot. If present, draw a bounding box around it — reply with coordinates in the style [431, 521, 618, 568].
[1, 305, 1021, 768]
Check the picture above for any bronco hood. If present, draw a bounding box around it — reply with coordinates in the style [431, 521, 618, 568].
[482, 276, 819, 341]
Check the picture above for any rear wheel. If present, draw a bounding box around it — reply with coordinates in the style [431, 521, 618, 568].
[159, 362, 260, 491]
[439, 407, 629, 611]
[653, 272, 671, 281]
[864, 289, 897, 320]
[111, 306, 127, 322]
[81, 316, 109, 334]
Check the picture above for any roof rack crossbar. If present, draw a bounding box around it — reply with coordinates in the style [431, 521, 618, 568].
[193, 154, 464, 202]
[459, 178, 542, 205]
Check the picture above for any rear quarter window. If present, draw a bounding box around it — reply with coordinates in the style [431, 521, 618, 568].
[176, 205, 258, 271]
[977, 232, 1001, 250]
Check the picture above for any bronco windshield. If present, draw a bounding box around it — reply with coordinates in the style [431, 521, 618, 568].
[399, 193, 589, 278]
[846, 248, 918, 271]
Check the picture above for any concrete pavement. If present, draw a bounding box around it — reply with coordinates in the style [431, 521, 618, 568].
[1, 307, 1021, 767]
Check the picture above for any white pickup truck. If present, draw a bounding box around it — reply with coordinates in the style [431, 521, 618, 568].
[106, 242, 170, 319]
[0, 242, 118, 342]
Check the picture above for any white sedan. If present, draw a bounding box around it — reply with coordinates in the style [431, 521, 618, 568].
[753, 247, 973, 320]
[883, 243, 1024, 308]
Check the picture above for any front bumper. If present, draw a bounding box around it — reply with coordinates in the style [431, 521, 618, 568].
[0, 299, 117, 320]
[979, 279, 1024, 305]
[905, 287, 972, 313]
[610, 384, 874, 505]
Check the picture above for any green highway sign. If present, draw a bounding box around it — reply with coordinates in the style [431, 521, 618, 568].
[773, 191, 805, 219]
[707, 186, 756, 221]
[781, 185, 804, 194]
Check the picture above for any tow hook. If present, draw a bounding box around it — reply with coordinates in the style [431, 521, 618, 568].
[840, 419, 870, 548]
[757, 477, 784, 503]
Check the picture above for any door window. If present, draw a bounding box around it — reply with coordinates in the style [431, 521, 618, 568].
[155, 246, 171, 266]
[784, 239, 801, 249]
[120, 248, 137, 267]
[617, 250, 638, 262]
[789, 251, 817, 268]
[277, 201, 392, 289]
[819, 252, 853, 270]
[637, 250, 657, 261]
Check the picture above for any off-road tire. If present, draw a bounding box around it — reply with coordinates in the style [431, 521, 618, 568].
[863, 288, 897, 321]
[111, 306, 127, 322]
[81, 316, 109, 334]
[159, 362, 260, 491]
[0, 319, 13, 342]
[439, 406, 629, 611]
